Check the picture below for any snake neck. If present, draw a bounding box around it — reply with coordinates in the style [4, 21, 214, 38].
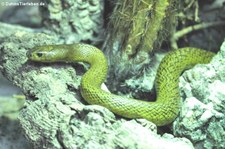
[81, 61, 108, 88]
[76, 45, 108, 88]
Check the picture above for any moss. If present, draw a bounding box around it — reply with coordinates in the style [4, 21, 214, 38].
[108, 0, 177, 56]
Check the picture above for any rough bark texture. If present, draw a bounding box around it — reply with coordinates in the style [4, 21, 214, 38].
[0, 0, 224, 148]
[174, 41, 225, 149]
[39, 0, 104, 44]
[0, 24, 224, 149]
[0, 31, 194, 149]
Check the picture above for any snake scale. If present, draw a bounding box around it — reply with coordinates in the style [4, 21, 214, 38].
[27, 44, 215, 126]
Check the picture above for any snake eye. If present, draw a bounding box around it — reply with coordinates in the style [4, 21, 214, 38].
[36, 52, 43, 57]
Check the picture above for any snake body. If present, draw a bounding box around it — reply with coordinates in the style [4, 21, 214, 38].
[28, 44, 215, 126]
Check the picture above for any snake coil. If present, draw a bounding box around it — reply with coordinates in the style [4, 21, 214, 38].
[28, 44, 214, 126]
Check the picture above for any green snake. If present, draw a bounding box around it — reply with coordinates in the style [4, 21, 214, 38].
[27, 44, 215, 126]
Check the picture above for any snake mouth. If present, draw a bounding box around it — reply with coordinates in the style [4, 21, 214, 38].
[26, 50, 32, 59]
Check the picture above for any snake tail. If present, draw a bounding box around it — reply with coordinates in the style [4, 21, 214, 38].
[28, 44, 215, 126]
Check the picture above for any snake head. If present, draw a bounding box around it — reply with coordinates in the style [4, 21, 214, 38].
[27, 45, 68, 62]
